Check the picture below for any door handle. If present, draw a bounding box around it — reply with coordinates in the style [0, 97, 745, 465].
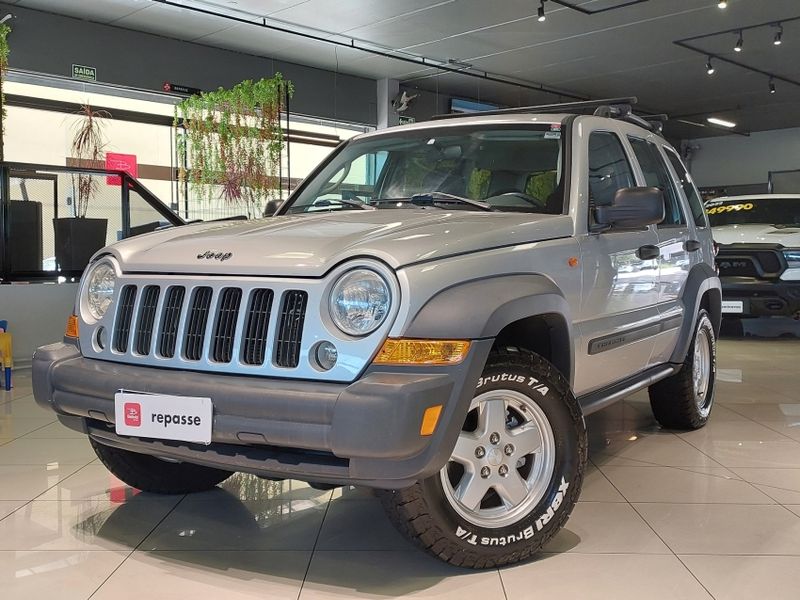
[637, 245, 660, 260]
[685, 240, 702, 252]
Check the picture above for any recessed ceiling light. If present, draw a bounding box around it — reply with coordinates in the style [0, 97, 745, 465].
[718, 0, 728, 8]
[707, 116, 736, 128]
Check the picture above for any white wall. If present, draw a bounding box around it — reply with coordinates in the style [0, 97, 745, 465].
[689, 127, 800, 188]
[0, 283, 78, 365]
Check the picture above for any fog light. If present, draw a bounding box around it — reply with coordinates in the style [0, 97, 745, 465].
[314, 341, 338, 371]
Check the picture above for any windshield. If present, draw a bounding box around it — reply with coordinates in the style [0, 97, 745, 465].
[283, 124, 565, 214]
[705, 197, 800, 226]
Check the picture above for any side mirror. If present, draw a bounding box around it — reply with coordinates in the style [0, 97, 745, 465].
[595, 186, 665, 229]
[263, 200, 281, 217]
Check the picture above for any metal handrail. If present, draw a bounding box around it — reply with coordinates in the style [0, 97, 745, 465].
[0, 161, 186, 283]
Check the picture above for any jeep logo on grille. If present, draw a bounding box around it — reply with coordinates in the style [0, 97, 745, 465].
[197, 250, 233, 261]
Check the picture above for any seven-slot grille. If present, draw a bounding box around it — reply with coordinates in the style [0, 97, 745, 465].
[110, 284, 306, 367]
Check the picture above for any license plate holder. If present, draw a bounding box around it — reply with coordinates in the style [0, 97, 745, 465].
[114, 391, 213, 445]
[721, 300, 745, 314]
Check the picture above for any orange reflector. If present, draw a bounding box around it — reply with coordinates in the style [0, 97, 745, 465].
[65, 315, 79, 339]
[373, 339, 471, 366]
[420, 405, 443, 436]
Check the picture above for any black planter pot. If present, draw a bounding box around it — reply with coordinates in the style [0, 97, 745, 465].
[53, 217, 108, 272]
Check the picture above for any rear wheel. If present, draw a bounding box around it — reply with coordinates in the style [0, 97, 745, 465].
[91, 438, 232, 494]
[380, 348, 586, 568]
[649, 309, 716, 430]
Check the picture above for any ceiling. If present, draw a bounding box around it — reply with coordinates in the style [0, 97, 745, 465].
[7, 0, 800, 138]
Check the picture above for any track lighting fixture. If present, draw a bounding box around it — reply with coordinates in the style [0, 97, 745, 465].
[717, 1, 727, 8]
[774, 24, 783, 45]
[538, 1, 546, 22]
[706, 57, 715, 75]
[769, 78, 776, 94]
[734, 31, 743, 52]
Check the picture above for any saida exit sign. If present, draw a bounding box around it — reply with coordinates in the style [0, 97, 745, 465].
[71, 64, 97, 82]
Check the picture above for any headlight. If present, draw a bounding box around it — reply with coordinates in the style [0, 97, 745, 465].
[784, 249, 800, 269]
[85, 260, 116, 320]
[329, 268, 391, 336]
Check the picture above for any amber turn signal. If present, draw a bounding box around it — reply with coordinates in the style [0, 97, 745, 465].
[420, 405, 443, 436]
[373, 339, 471, 366]
[65, 314, 79, 339]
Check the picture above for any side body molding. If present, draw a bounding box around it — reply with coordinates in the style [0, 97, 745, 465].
[403, 274, 574, 384]
[670, 263, 722, 364]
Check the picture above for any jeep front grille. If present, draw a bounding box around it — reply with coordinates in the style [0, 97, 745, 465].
[275, 290, 308, 368]
[109, 283, 307, 367]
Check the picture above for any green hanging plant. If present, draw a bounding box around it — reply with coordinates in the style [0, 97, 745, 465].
[174, 73, 294, 219]
[0, 22, 12, 162]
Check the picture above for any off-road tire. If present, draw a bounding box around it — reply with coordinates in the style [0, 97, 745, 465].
[91, 438, 232, 494]
[649, 309, 716, 430]
[379, 348, 587, 568]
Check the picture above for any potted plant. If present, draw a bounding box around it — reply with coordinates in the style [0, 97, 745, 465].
[54, 104, 111, 271]
[174, 74, 292, 219]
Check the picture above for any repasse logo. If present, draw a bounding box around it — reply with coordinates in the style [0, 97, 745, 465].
[124, 402, 142, 427]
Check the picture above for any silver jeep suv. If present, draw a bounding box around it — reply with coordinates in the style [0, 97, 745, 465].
[33, 98, 721, 568]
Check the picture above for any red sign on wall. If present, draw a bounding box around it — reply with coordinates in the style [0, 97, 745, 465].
[106, 153, 138, 186]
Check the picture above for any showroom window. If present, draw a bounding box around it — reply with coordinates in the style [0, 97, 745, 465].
[627, 137, 686, 227]
[663, 147, 709, 228]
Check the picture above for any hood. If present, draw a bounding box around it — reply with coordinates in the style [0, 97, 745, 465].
[107, 209, 574, 277]
[712, 223, 800, 248]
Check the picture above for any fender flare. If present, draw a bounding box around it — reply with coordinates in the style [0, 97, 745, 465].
[670, 263, 722, 364]
[403, 274, 574, 382]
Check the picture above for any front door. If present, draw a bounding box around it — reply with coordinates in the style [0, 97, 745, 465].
[574, 129, 661, 395]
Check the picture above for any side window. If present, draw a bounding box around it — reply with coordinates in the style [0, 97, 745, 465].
[664, 147, 708, 228]
[628, 137, 685, 226]
[587, 132, 636, 207]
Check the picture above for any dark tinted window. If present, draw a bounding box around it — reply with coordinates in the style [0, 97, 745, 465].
[664, 148, 708, 227]
[628, 137, 685, 226]
[588, 132, 635, 207]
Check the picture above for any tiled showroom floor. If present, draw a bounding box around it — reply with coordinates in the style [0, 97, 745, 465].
[2, 327, 800, 599]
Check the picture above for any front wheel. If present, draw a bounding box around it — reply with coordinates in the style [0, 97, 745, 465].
[380, 348, 587, 568]
[649, 309, 717, 430]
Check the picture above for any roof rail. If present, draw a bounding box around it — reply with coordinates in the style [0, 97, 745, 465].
[430, 95, 667, 134]
[430, 97, 638, 120]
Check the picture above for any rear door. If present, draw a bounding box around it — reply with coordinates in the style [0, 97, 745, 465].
[627, 136, 692, 365]
[574, 127, 660, 395]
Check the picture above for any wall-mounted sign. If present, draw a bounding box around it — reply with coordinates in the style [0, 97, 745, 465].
[399, 115, 416, 125]
[163, 82, 203, 96]
[71, 64, 97, 82]
[106, 153, 138, 186]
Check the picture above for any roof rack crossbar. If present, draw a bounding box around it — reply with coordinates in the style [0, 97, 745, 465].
[431, 96, 638, 120]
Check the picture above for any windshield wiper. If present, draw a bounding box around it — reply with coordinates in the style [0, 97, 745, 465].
[313, 198, 375, 210]
[371, 192, 494, 212]
[412, 191, 495, 212]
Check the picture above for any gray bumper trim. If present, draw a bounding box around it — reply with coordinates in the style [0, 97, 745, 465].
[32, 340, 492, 488]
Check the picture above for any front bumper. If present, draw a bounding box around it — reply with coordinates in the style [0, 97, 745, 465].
[32, 340, 492, 489]
[720, 277, 800, 318]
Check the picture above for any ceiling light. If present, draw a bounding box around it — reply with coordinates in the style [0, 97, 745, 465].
[538, 1, 546, 22]
[734, 31, 743, 52]
[769, 78, 776, 94]
[774, 24, 783, 45]
[706, 57, 715, 75]
[707, 116, 736, 128]
[718, 0, 727, 8]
